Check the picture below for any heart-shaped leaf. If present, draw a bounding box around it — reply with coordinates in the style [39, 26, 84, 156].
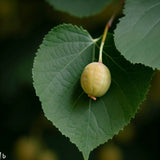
[115, 0, 160, 69]
[33, 24, 153, 160]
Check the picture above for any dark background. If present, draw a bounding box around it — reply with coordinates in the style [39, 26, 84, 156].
[0, 0, 160, 160]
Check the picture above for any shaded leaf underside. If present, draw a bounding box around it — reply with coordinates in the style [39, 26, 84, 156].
[46, 0, 111, 17]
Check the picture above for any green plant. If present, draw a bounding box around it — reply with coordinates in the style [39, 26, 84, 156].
[32, 0, 160, 159]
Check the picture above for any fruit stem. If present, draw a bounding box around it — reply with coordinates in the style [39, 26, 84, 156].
[99, 14, 115, 63]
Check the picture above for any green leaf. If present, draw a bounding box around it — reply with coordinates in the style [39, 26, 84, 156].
[46, 0, 111, 17]
[115, 0, 160, 69]
[32, 24, 153, 160]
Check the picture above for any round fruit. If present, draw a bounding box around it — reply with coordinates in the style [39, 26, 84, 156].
[81, 62, 111, 100]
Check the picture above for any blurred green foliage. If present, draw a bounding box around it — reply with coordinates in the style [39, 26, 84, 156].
[0, 0, 160, 160]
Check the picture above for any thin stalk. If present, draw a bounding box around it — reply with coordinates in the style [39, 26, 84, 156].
[98, 14, 115, 63]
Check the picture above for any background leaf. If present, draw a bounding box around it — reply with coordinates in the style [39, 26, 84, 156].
[33, 24, 153, 160]
[46, 0, 111, 17]
[115, 0, 160, 69]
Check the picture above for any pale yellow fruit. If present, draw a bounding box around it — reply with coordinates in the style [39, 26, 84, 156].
[13, 137, 41, 160]
[81, 62, 111, 100]
[99, 144, 123, 160]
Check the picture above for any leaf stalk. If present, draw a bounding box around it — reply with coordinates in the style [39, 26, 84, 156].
[99, 15, 115, 63]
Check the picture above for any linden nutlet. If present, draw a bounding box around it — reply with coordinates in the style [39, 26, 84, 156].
[81, 62, 111, 100]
